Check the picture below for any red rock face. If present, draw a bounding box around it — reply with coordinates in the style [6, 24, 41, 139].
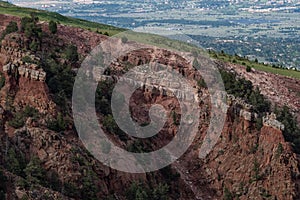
[0, 13, 299, 200]
[13, 77, 56, 114]
[218, 61, 300, 123]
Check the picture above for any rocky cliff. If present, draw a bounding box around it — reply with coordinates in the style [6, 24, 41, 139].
[0, 13, 299, 200]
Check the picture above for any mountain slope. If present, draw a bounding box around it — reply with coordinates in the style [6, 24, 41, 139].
[0, 4, 299, 200]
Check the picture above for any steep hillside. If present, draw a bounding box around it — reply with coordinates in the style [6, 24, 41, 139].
[0, 6, 299, 200]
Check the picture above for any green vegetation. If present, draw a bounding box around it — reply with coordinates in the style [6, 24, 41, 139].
[65, 44, 79, 63]
[8, 106, 39, 128]
[220, 69, 270, 115]
[223, 187, 233, 200]
[46, 112, 66, 132]
[210, 50, 300, 80]
[0, 169, 7, 200]
[126, 182, 169, 200]
[197, 78, 207, 88]
[252, 158, 261, 181]
[121, 36, 128, 43]
[20, 14, 43, 51]
[1, 20, 18, 40]
[275, 106, 300, 154]
[43, 58, 75, 111]
[0, 1, 124, 36]
[49, 20, 57, 34]
[171, 110, 180, 125]
[246, 65, 251, 72]
[5, 148, 26, 176]
[276, 143, 284, 158]
[0, 72, 5, 89]
[24, 157, 46, 185]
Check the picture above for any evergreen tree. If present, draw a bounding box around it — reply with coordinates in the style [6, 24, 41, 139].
[49, 20, 57, 34]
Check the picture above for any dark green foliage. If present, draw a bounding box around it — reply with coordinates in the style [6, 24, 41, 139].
[252, 158, 261, 181]
[63, 182, 79, 198]
[220, 69, 271, 123]
[65, 45, 79, 63]
[22, 13, 41, 38]
[152, 183, 169, 200]
[21, 16, 33, 32]
[275, 106, 300, 153]
[126, 182, 169, 200]
[246, 65, 251, 72]
[46, 171, 60, 191]
[160, 165, 180, 182]
[21, 56, 33, 63]
[0, 169, 7, 199]
[24, 157, 46, 185]
[0, 73, 5, 89]
[43, 58, 75, 110]
[8, 112, 25, 128]
[197, 78, 207, 88]
[171, 110, 180, 125]
[223, 187, 233, 200]
[24, 22, 42, 39]
[49, 20, 57, 34]
[5, 148, 26, 176]
[21, 14, 43, 50]
[95, 80, 115, 115]
[46, 113, 66, 132]
[276, 143, 284, 158]
[8, 106, 39, 128]
[81, 170, 98, 200]
[95, 80, 127, 140]
[102, 114, 118, 133]
[29, 40, 38, 52]
[1, 21, 18, 40]
[221, 69, 253, 100]
[121, 36, 128, 43]
[102, 114, 126, 140]
[126, 182, 149, 200]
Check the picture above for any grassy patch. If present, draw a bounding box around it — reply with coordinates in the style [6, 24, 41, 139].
[1, 1, 299, 80]
[210, 51, 300, 80]
[0, 1, 125, 36]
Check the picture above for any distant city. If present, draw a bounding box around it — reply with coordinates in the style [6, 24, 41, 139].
[10, 0, 300, 69]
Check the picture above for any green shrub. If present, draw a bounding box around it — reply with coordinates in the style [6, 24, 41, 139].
[46, 113, 66, 132]
[246, 65, 251, 72]
[8, 106, 39, 128]
[21, 56, 33, 63]
[49, 20, 57, 34]
[63, 182, 79, 198]
[252, 158, 261, 181]
[0, 73, 5, 89]
[121, 36, 128, 43]
[197, 78, 207, 88]
[0, 169, 7, 198]
[223, 187, 233, 200]
[8, 112, 25, 128]
[65, 45, 79, 63]
[275, 106, 300, 153]
[24, 157, 46, 185]
[5, 148, 26, 176]
[1, 21, 18, 40]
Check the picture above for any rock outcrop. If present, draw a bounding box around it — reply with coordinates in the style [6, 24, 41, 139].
[1, 34, 46, 81]
[263, 113, 285, 131]
[0, 13, 299, 200]
[227, 94, 258, 121]
[3, 61, 46, 81]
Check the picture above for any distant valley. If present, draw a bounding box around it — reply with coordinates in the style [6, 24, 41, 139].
[11, 0, 300, 68]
